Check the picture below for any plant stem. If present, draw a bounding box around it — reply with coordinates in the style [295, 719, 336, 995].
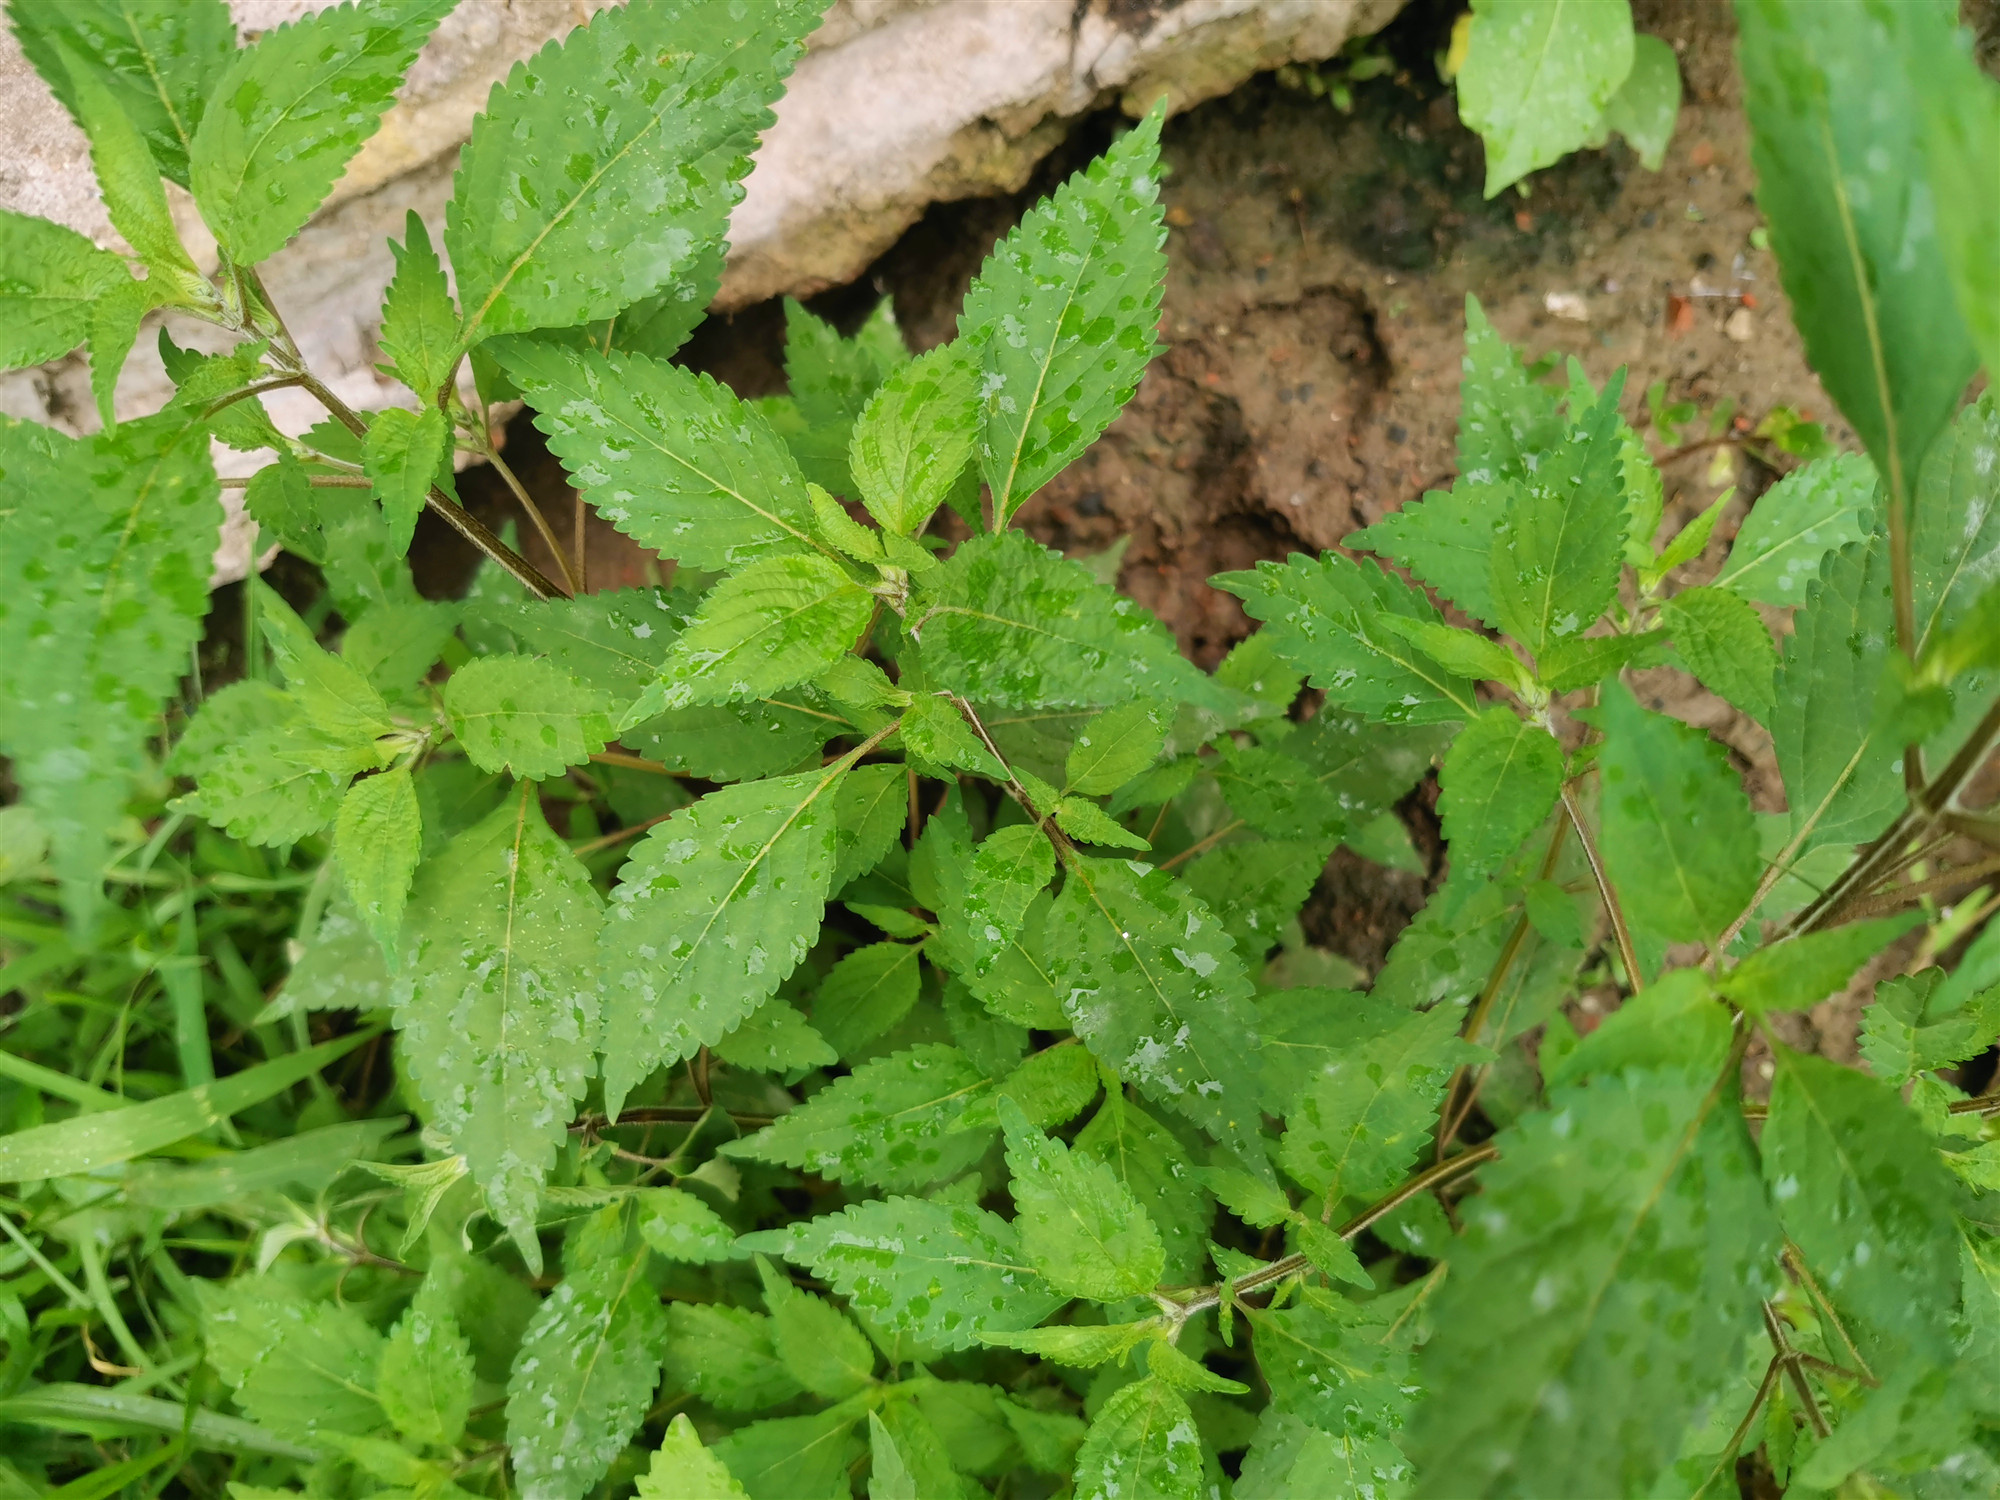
[1158, 818, 1246, 873]
[587, 751, 688, 777]
[1560, 781, 1644, 989]
[485, 442, 579, 595]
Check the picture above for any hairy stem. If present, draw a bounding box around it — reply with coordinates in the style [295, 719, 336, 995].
[484, 442, 579, 595]
[1561, 780, 1644, 989]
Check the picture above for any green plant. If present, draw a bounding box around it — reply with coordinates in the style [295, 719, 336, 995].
[1445, 0, 1683, 194]
[1, 0, 1999, 1495]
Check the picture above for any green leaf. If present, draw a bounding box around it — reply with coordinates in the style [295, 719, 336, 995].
[832, 762, 907, 889]
[257, 581, 396, 739]
[598, 768, 843, 1117]
[0, 210, 132, 371]
[915, 529, 1228, 711]
[178, 686, 371, 845]
[379, 211, 459, 399]
[778, 299, 906, 495]
[962, 108, 1166, 524]
[199, 1277, 388, 1444]
[1911, 393, 2000, 658]
[0, 1383, 312, 1462]
[1438, 708, 1563, 879]
[726, 1043, 992, 1190]
[754, 1256, 876, 1400]
[1217, 554, 1479, 724]
[1350, 486, 1507, 633]
[1248, 1285, 1413, 1452]
[965, 1043, 1100, 1131]
[1658, 585, 1778, 721]
[743, 1195, 1065, 1351]
[811, 941, 924, 1057]
[638, 1414, 751, 1500]
[0, 415, 218, 928]
[1717, 914, 1919, 1016]
[335, 766, 421, 961]
[809, 480, 884, 562]
[1046, 856, 1266, 1167]
[963, 825, 1056, 975]
[190, 0, 449, 265]
[1073, 1376, 1203, 1500]
[449, 0, 816, 343]
[1000, 1095, 1165, 1301]
[1236, 1408, 1411, 1500]
[1536, 629, 1662, 692]
[1066, 700, 1170, 795]
[978, 1321, 1156, 1366]
[159, 334, 286, 453]
[650, 554, 872, 709]
[1406, 1065, 1778, 1499]
[1595, 681, 1760, 953]
[637, 1186, 737, 1264]
[378, 1273, 474, 1451]
[501, 341, 819, 571]
[1912, 9, 2000, 382]
[443, 655, 613, 780]
[711, 1410, 865, 1500]
[1183, 839, 1326, 966]
[392, 791, 601, 1273]
[1458, 0, 1636, 195]
[1054, 796, 1149, 851]
[1737, 0, 1977, 534]
[1211, 743, 1345, 844]
[362, 405, 448, 554]
[1643, 487, 1733, 587]
[10, 0, 236, 186]
[715, 997, 835, 1071]
[1600, 32, 1681, 169]
[900, 692, 1006, 779]
[1278, 1000, 1473, 1207]
[662, 1305, 802, 1412]
[0, 1030, 371, 1185]
[867, 1411, 919, 1500]
[1762, 1046, 1960, 1363]
[1769, 537, 1903, 856]
[88, 275, 172, 425]
[1373, 616, 1530, 693]
[1711, 452, 1879, 604]
[1074, 1095, 1212, 1282]
[1859, 970, 2000, 1088]
[56, 41, 198, 283]
[1487, 382, 1629, 659]
[851, 341, 981, 536]
[505, 1248, 668, 1500]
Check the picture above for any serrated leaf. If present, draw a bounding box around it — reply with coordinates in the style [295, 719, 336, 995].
[852, 341, 981, 536]
[1738, 0, 1977, 538]
[0, 210, 132, 371]
[88, 275, 171, 424]
[963, 825, 1056, 975]
[335, 767, 421, 961]
[961, 1042, 1099, 1132]
[1406, 1065, 1778, 1499]
[1438, 708, 1563, 879]
[711, 1410, 866, 1500]
[1762, 1046, 1960, 1365]
[1374, 616, 1529, 693]
[1250, 1285, 1413, 1447]
[180, 692, 370, 846]
[1913, 8, 2000, 382]
[901, 692, 1006, 778]
[448, 0, 814, 342]
[0, 415, 217, 929]
[726, 1043, 992, 1190]
[393, 791, 601, 1274]
[1536, 628, 1663, 692]
[1212, 742, 1342, 844]
[443, 655, 613, 780]
[11, 0, 236, 187]
[502, 341, 820, 571]
[362, 405, 447, 555]
[743, 1195, 1064, 1351]
[1278, 1001, 1472, 1206]
[1456, 294, 1567, 488]
[1912, 393, 2000, 659]
[1602, 32, 1681, 169]
[1712, 452, 1880, 604]
[1350, 484, 1509, 634]
[159, 334, 287, 454]
[466, 585, 683, 699]
[754, 1256, 876, 1400]
[1656, 585, 1777, 721]
[1216, 553, 1479, 725]
[1770, 536, 1903, 856]
[1595, 681, 1760, 954]
[199, 1278, 388, 1444]
[1236, 1407, 1412, 1500]
[379, 1274, 474, 1451]
[1066, 700, 1170, 795]
[191, 0, 449, 265]
[1488, 381, 1628, 658]
[867, 1411, 919, 1500]
[651, 554, 871, 709]
[1054, 797, 1149, 851]
[380, 211, 458, 399]
[832, 762, 907, 888]
[662, 1304, 802, 1411]
[1046, 856, 1266, 1167]
[714, 997, 837, 1072]
[1717, 913, 1919, 1016]
[811, 941, 924, 1057]
[629, 1186, 733, 1265]
[978, 1320, 1156, 1365]
[257, 581, 395, 739]
[505, 1248, 667, 1500]
[1000, 1095, 1165, 1301]
[1146, 1336, 1250, 1394]
[56, 41, 197, 282]
[962, 108, 1166, 523]
[1074, 1096, 1211, 1282]
[1183, 839, 1325, 966]
[1073, 1376, 1202, 1500]
[1458, 0, 1635, 195]
[598, 767, 842, 1116]
[637, 1413, 751, 1500]
[915, 529, 1228, 711]
[623, 696, 829, 782]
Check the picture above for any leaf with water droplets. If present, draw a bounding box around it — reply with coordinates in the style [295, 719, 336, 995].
[1072, 1376, 1203, 1500]
[1248, 1284, 1415, 1458]
[444, 654, 615, 780]
[198, 1276, 389, 1445]
[504, 1246, 667, 1500]
[1001, 1096, 1165, 1302]
[851, 340, 981, 537]
[378, 1270, 474, 1451]
[379, 211, 458, 401]
[809, 940, 923, 1058]
[597, 769, 844, 1117]
[1045, 856, 1267, 1171]
[392, 790, 601, 1274]
[741, 1195, 1064, 1351]
[1712, 452, 1879, 605]
[1438, 707, 1563, 880]
[0, 210, 133, 372]
[961, 107, 1167, 524]
[362, 405, 448, 556]
[651, 554, 873, 710]
[661, 1305, 802, 1412]
[334, 766, 421, 961]
[725, 1043, 993, 1191]
[636, 1413, 751, 1500]
[1405, 1065, 1778, 1499]
[1658, 585, 1779, 722]
[449, 0, 818, 343]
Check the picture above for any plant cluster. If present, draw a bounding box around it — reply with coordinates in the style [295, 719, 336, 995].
[0, 0, 1999, 1497]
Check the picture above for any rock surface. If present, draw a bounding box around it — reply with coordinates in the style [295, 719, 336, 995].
[0, 0, 1398, 579]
